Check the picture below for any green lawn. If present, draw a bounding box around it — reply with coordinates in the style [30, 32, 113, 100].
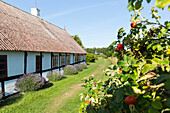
[0, 58, 111, 113]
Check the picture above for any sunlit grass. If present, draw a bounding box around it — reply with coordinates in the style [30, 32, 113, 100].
[0, 58, 111, 113]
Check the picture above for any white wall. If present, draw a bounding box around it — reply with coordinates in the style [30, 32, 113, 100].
[70, 54, 73, 64]
[0, 51, 85, 77]
[42, 53, 51, 70]
[27, 52, 40, 73]
[0, 51, 24, 77]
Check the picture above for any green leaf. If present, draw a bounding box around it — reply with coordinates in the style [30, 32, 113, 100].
[142, 64, 157, 74]
[156, 74, 170, 83]
[148, 106, 159, 113]
[109, 101, 123, 112]
[161, 28, 168, 34]
[151, 58, 162, 64]
[132, 86, 143, 94]
[124, 55, 128, 62]
[166, 66, 170, 72]
[121, 75, 128, 82]
[130, 74, 138, 81]
[152, 45, 157, 50]
[169, 5, 170, 11]
[115, 88, 124, 103]
[118, 61, 129, 67]
[127, 2, 134, 11]
[147, 0, 151, 3]
[117, 28, 126, 39]
[162, 58, 169, 65]
[157, 44, 163, 51]
[156, 0, 170, 8]
[166, 98, 170, 107]
[151, 100, 163, 109]
[98, 109, 109, 113]
[134, 68, 139, 78]
[167, 22, 170, 28]
[135, 0, 142, 10]
[164, 79, 170, 90]
[125, 86, 134, 95]
[147, 43, 154, 50]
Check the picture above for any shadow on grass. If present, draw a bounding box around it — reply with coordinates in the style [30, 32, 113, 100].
[41, 82, 54, 90]
[0, 94, 23, 108]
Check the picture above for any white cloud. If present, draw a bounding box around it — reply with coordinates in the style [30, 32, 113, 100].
[43, 1, 115, 19]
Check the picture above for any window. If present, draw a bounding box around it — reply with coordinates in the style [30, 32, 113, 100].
[78, 55, 81, 62]
[0, 55, 7, 78]
[67, 55, 70, 65]
[53, 55, 58, 68]
[75, 55, 78, 63]
[83, 55, 85, 60]
[36, 56, 41, 72]
[61, 55, 65, 66]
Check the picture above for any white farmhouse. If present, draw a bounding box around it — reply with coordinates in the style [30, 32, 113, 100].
[0, 1, 87, 98]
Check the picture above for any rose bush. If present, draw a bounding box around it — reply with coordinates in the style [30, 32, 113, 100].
[79, 0, 170, 113]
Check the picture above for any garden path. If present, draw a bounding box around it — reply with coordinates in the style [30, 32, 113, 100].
[47, 59, 108, 113]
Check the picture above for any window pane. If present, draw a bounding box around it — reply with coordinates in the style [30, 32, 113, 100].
[0, 55, 7, 78]
[36, 56, 41, 72]
[0, 64, 6, 69]
[53, 56, 58, 68]
[0, 56, 5, 62]
[61, 55, 65, 66]
[75, 55, 77, 63]
[78, 55, 81, 61]
[0, 70, 5, 77]
[67, 55, 70, 65]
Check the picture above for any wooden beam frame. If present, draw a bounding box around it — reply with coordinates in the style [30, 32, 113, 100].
[24, 51, 27, 74]
[40, 52, 42, 76]
[0, 52, 86, 99]
[59, 53, 61, 71]
[65, 53, 67, 66]
[51, 52, 53, 71]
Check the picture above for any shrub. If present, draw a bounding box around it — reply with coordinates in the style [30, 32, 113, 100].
[80, 63, 88, 69]
[47, 71, 64, 82]
[15, 74, 46, 92]
[74, 65, 82, 72]
[86, 53, 95, 63]
[64, 65, 78, 75]
[79, 1, 170, 113]
[95, 54, 107, 58]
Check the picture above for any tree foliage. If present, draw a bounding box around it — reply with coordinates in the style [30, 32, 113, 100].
[85, 47, 110, 57]
[72, 35, 84, 48]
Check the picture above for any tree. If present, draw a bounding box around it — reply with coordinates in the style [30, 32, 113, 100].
[72, 35, 84, 48]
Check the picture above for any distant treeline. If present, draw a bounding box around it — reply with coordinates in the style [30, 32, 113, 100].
[85, 47, 110, 57]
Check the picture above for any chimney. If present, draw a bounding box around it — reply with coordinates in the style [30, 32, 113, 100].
[31, 8, 40, 16]
[64, 26, 66, 31]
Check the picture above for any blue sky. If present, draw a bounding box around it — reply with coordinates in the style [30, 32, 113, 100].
[3, 0, 170, 48]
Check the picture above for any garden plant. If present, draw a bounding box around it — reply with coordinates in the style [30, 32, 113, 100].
[79, 0, 170, 113]
[86, 53, 96, 63]
[74, 65, 83, 72]
[64, 65, 78, 75]
[47, 71, 64, 82]
[15, 74, 46, 92]
[80, 63, 88, 69]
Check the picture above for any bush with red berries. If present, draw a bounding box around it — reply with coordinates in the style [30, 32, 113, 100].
[79, 0, 170, 113]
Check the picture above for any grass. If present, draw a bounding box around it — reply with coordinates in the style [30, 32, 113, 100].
[0, 57, 112, 113]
